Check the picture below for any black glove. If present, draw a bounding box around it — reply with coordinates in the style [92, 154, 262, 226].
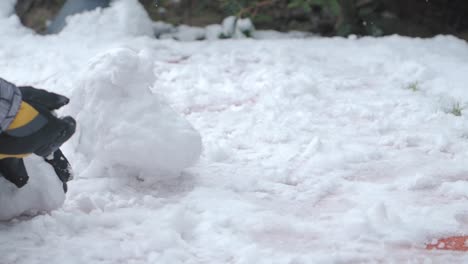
[19, 86, 76, 157]
[18, 86, 70, 111]
[0, 86, 75, 191]
[20, 86, 75, 193]
[44, 149, 73, 193]
[0, 150, 72, 192]
[0, 158, 29, 188]
[0, 86, 76, 157]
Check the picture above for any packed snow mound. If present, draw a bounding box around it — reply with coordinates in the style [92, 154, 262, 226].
[59, 0, 154, 38]
[70, 48, 202, 180]
[0, 156, 65, 220]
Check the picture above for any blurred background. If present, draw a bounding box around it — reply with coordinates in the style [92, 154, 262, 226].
[15, 0, 468, 40]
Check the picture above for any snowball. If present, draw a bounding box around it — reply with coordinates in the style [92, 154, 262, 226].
[0, 156, 65, 220]
[222, 16, 237, 38]
[205, 24, 223, 40]
[70, 47, 202, 181]
[221, 16, 255, 38]
[237, 18, 255, 34]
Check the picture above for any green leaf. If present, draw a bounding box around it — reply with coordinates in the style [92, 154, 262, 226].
[288, 0, 307, 9]
[328, 0, 340, 16]
[451, 102, 463, 116]
[310, 0, 325, 6]
[358, 6, 375, 17]
[336, 23, 354, 36]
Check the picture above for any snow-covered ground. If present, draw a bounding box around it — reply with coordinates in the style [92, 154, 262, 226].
[1, 0, 468, 263]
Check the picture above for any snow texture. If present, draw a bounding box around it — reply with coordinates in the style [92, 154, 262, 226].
[156, 17, 288, 41]
[47, 0, 111, 34]
[1, 0, 468, 263]
[0, 0, 16, 18]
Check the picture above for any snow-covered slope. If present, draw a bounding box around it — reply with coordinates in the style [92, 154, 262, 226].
[0, 0, 468, 263]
